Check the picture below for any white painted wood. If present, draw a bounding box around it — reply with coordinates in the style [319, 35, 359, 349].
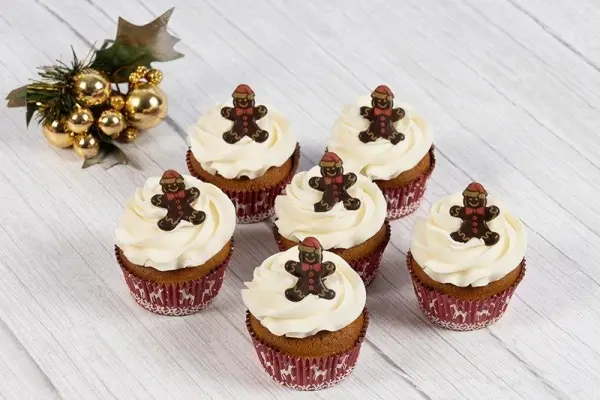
[1, 0, 599, 398]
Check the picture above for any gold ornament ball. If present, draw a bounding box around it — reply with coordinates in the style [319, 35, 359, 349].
[121, 126, 138, 143]
[73, 134, 100, 159]
[125, 83, 168, 130]
[135, 66, 149, 76]
[67, 107, 94, 134]
[129, 72, 142, 86]
[42, 119, 74, 148]
[146, 69, 163, 86]
[73, 68, 111, 107]
[109, 94, 125, 111]
[98, 109, 126, 137]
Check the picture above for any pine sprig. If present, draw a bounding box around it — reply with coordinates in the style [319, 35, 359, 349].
[25, 49, 90, 126]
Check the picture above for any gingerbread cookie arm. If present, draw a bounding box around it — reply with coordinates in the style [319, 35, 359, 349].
[449, 205, 465, 219]
[322, 261, 336, 278]
[220, 106, 235, 121]
[186, 187, 200, 202]
[254, 105, 268, 121]
[485, 205, 500, 222]
[151, 194, 167, 208]
[284, 260, 302, 278]
[391, 107, 405, 122]
[342, 173, 358, 190]
[308, 176, 325, 191]
[359, 106, 373, 118]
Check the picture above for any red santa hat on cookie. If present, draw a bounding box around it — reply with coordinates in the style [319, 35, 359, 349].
[299, 236, 323, 254]
[371, 85, 394, 101]
[160, 170, 184, 184]
[232, 84, 255, 100]
[319, 152, 343, 168]
[463, 182, 487, 199]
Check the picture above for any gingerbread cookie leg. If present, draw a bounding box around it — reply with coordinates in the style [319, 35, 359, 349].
[389, 130, 405, 145]
[450, 229, 470, 243]
[481, 230, 500, 246]
[158, 213, 182, 231]
[358, 129, 377, 143]
[223, 129, 243, 144]
[341, 191, 361, 211]
[251, 128, 269, 143]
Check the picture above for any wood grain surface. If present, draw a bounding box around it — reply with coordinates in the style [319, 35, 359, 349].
[1, 0, 598, 399]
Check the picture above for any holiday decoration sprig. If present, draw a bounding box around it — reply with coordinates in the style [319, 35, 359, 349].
[5, 8, 183, 168]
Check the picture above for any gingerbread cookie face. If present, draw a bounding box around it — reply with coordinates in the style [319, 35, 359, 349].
[358, 85, 406, 145]
[308, 151, 361, 213]
[151, 170, 206, 231]
[220, 84, 269, 144]
[449, 182, 500, 246]
[284, 237, 336, 302]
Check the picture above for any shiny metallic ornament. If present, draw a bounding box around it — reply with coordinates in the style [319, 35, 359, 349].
[73, 133, 100, 159]
[146, 69, 163, 86]
[135, 66, 149, 77]
[98, 109, 126, 137]
[109, 94, 125, 111]
[125, 83, 167, 130]
[42, 119, 74, 148]
[72, 68, 111, 107]
[67, 107, 94, 134]
[121, 126, 138, 142]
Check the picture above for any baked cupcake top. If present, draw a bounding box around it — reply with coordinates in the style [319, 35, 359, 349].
[328, 85, 433, 180]
[242, 237, 366, 338]
[115, 170, 236, 271]
[274, 152, 387, 249]
[410, 182, 527, 287]
[188, 84, 297, 179]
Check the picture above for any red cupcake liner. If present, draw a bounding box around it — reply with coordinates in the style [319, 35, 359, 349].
[115, 242, 233, 316]
[272, 221, 391, 286]
[246, 310, 369, 391]
[407, 252, 526, 331]
[187, 144, 300, 224]
[377, 146, 436, 220]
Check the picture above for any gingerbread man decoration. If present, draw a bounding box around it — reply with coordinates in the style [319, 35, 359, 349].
[285, 237, 336, 302]
[220, 84, 269, 144]
[449, 182, 500, 246]
[309, 152, 361, 213]
[359, 85, 406, 145]
[151, 170, 206, 231]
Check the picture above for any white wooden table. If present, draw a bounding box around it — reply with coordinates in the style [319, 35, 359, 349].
[1, 1, 599, 399]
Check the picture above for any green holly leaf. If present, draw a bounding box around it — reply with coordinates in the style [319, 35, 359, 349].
[91, 8, 183, 83]
[5, 85, 27, 107]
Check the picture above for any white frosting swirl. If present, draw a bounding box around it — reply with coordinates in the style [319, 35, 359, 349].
[410, 192, 527, 287]
[328, 96, 433, 180]
[188, 101, 297, 179]
[115, 175, 236, 271]
[274, 166, 387, 249]
[242, 246, 366, 338]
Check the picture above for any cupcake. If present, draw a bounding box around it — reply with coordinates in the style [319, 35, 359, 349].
[408, 182, 527, 330]
[327, 85, 435, 219]
[187, 84, 300, 223]
[243, 237, 368, 390]
[273, 151, 390, 285]
[115, 170, 236, 316]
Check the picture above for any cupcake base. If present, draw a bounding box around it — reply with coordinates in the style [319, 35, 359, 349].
[407, 252, 526, 331]
[115, 243, 233, 316]
[187, 144, 300, 224]
[375, 146, 436, 220]
[246, 310, 369, 391]
[273, 221, 391, 286]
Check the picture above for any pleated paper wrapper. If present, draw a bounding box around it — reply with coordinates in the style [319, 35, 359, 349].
[273, 221, 391, 286]
[407, 252, 526, 331]
[246, 310, 369, 391]
[377, 146, 436, 220]
[187, 144, 300, 224]
[115, 243, 233, 316]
